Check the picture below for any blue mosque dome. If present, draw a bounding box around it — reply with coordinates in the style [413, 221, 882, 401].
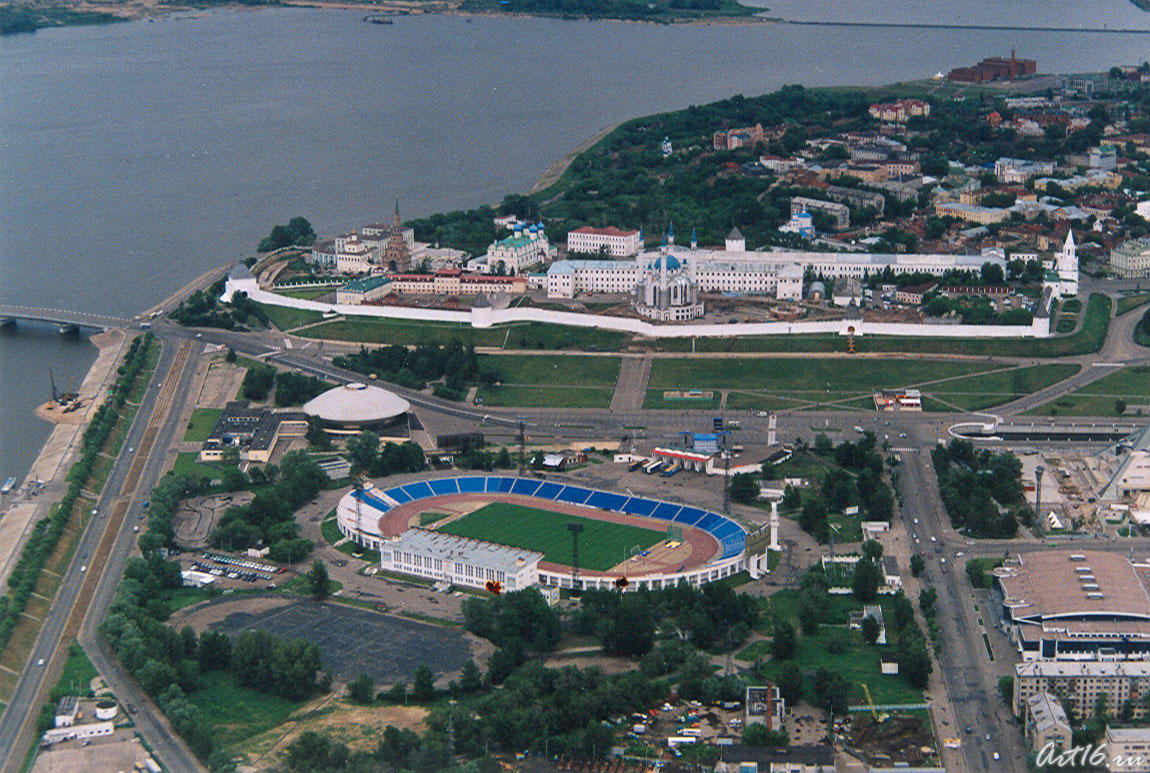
[648, 254, 682, 271]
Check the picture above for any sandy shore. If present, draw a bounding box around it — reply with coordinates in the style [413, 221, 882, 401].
[0, 329, 133, 589]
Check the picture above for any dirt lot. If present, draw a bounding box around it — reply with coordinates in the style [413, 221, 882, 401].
[172, 492, 253, 548]
[31, 728, 152, 773]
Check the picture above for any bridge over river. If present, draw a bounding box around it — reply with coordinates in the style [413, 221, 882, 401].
[0, 304, 133, 332]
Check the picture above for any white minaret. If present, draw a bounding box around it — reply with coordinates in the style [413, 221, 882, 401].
[767, 412, 777, 447]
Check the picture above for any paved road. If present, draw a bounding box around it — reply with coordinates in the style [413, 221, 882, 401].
[0, 337, 205, 773]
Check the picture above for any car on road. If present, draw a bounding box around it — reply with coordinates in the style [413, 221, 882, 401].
[913, 518, 919, 524]
[993, 752, 1000, 761]
[986, 734, 991, 741]
[80, 565, 87, 572]
[127, 447, 134, 454]
[930, 536, 937, 543]
[36, 659, 44, 666]
[965, 726, 972, 734]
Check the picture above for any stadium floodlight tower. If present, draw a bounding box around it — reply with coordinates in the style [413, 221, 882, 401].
[517, 417, 527, 474]
[567, 522, 584, 592]
[352, 476, 365, 554]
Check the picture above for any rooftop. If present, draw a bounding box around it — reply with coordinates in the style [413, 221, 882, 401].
[386, 528, 543, 574]
[569, 226, 639, 238]
[303, 383, 411, 424]
[997, 550, 1150, 624]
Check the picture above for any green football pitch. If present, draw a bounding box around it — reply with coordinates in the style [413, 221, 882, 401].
[435, 502, 665, 571]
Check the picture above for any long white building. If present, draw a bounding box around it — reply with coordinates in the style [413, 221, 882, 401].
[380, 528, 542, 592]
[566, 225, 642, 257]
[546, 237, 998, 301]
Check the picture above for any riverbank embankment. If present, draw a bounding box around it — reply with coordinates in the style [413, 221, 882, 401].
[0, 329, 132, 589]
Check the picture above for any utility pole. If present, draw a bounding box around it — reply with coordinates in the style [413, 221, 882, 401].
[517, 416, 527, 474]
[568, 522, 583, 592]
[1035, 465, 1045, 524]
[720, 429, 732, 514]
[352, 476, 364, 553]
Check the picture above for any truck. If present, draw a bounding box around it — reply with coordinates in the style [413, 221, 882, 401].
[643, 460, 664, 475]
[628, 459, 646, 472]
[661, 463, 680, 478]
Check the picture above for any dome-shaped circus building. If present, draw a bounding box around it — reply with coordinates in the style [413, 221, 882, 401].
[303, 382, 411, 435]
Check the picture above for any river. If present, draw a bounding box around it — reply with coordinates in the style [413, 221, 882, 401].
[1, 2, 1147, 481]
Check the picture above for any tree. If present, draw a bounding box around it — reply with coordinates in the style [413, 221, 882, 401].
[742, 723, 788, 747]
[306, 560, 331, 601]
[459, 659, 482, 693]
[998, 675, 1014, 706]
[775, 662, 804, 705]
[729, 473, 761, 505]
[771, 620, 796, 661]
[910, 553, 925, 577]
[1116, 399, 1127, 416]
[348, 673, 375, 704]
[221, 467, 247, 492]
[980, 261, 1005, 286]
[861, 539, 883, 561]
[897, 635, 933, 689]
[225, 347, 237, 363]
[305, 416, 332, 450]
[346, 431, 380, 473]
[412, 664, 435, 702]
[852, 559, 881, 602]
[811, 668, 850, 714]
[860, 615, 881, 644]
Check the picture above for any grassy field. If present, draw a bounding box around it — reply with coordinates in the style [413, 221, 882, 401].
[187, 670, 306, 753]
[1027, 365, 1150, 417]
[420, 512, 451, 526]
[759, 590, 924, 706]
[173, 452, 229, 482]
[476, 385, 614, 408]
[437, 502, 664, 571]
[647, 357, 997, 392]
[479, 354, 621, 387]
[924, 364, 1080, 411]
[255, 303, 325, 331]
[273, 287, 336, 301]
[183, 408, 223, 442]
[1118, 293, 1150, 316]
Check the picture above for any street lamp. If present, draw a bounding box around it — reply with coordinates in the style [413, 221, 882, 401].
[1035, 465, 1045, 523]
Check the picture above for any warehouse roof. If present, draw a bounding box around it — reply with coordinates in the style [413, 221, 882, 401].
[997, 550, 1150, 623]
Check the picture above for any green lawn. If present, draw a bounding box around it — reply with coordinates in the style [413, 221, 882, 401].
[647, 357, 996, 393]
[643, 390, 723, 410]
[187, 670, 306, 753]
[296, 317, 506, 346]
[1027, 365, 1150, 417]
[759, 590, 924, 706]
[436, 502, 664, 571]
[272, 287, 336, 301]
[1118, 293, 1150, 316]
[924, 364, 1080, 411]
[51, 642, 98, 700]
[255, 304, 325, 332]
[183, 408, 223, 442]
[479, 354, 621, 387]
[173, 452, 229, 482]
[476, 385, 613, 408]
[420, 512, 451, 526]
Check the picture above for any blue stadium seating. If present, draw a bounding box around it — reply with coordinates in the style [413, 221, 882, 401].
[428, 479, 459, 496]
[384, 486, 412, 503]
[674, 507, 707, 526]
[620, 497, 657, 516]
[458, 477, 486, 493]
[511, 479, 542, 496]
[359, 475, 747, 567]
[587, 492, 627, 511]
[556, 486, 592, 505]
[535, 481, 563, 499]
[403, 481, 434, 500]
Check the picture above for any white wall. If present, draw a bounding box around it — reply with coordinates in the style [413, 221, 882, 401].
[226, 275, 1050, 340]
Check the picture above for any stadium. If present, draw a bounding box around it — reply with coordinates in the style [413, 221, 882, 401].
[334, 475, 758, 592]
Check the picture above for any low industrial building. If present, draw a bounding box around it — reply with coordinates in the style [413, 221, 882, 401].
[302, 383, 411, 435]
[994, 550, 1150, 661]
[379, 528, 543, 592]
[41, 721, 115, 746]
[198, 401, 308, 464]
